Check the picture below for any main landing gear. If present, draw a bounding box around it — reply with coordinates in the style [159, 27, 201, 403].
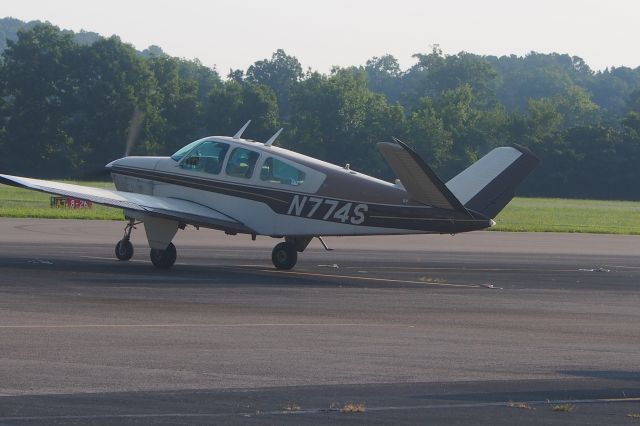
[271, 242, 297, 270]
[150, 242, 177, 269]
[270, 236, 332, 270]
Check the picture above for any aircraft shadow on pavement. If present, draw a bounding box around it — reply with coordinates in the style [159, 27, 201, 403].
[0, 256, 398, 289]
[560, 370, 640, 382]
[1, 379, 639, 422]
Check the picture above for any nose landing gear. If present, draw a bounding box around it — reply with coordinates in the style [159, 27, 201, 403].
[115, 239, 134, 261]
[115, 219, 139, 261]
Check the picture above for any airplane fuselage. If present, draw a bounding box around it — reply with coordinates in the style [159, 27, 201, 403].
[107, 136, 493, 237]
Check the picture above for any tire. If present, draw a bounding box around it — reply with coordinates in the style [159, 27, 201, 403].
[150, 242, 177, 269]
[271, 242, 297, 270]
[115, 239, 134, 261]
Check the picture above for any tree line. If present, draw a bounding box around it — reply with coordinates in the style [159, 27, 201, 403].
[1, 22, 639, 200]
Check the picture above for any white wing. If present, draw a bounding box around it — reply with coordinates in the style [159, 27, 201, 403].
[0, 174, 253, 233]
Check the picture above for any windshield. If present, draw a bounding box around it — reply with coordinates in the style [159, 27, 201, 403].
[180, 141, 230, 174]
[171, 140, 202, 161]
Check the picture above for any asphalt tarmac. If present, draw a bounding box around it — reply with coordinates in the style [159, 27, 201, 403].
[1, 218, 639, 425]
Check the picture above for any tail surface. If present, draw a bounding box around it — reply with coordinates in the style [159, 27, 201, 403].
[445, 145, 539, 218]
[377, 138, 472, 217]
[377, 139, 539, 219]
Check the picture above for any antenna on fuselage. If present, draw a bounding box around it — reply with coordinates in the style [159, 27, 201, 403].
[264, 128, 283, 146]
[233, 120, 251, 139]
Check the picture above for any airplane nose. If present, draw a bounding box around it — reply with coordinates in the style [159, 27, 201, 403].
[105, 156, 162, 171]
[105, 158, 126, 169]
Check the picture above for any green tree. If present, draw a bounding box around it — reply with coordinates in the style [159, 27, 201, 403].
[588, 67, 640, 118]
[148, 56, 203, 154]
[488, 52, 593, 111]
[205, 81, 279, 141]
[364, 54, 403, 103]
[554, 85, 599, 128]
[68, 35, 161, 170]
[429, 84, 510, 177]
[407, 97, 452, 171]
[176, 58, 222, 103]
[626, 89, 640, 113]
[246, 49, 303, 119]
[287, 68, 405, 175]
[405, 47, 497, 108]
[0, 23, 78, 176]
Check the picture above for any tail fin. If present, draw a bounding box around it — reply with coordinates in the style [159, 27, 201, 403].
[445, 145, 539, 218]
[377, 138, 472, 217]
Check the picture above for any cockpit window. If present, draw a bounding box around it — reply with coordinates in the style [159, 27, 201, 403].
[171, 140, 201, 161]
[225, 147, 260, 179]
[260, 157, 306, 186]
[180, 141, 229, 174]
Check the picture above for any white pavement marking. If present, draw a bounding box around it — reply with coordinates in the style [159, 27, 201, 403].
[27, 259, 53, 265]
[604, 265, 640, 270]
[340, 265, 585, 273]
[0, 323, 415, 329]
[260, 269, 482, 288]
[81, 256, 149, 263]
[80, 256, 189, 266]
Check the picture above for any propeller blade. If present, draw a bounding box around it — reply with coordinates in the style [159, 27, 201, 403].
[124, 107, 145, 157]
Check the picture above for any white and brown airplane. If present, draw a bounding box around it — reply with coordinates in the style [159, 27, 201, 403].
[0, 121, 538, 270]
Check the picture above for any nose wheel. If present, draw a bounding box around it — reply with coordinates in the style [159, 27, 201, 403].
[115, 219, 139, 261]
[115, 238, 134, 261]
[271, 242, 297, 270]
[150, 242, 177, 269]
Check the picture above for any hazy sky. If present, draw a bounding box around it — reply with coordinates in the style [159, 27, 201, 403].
[4, 0, 639, 74]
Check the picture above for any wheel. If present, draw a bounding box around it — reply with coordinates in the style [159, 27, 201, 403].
[271, 242, 297, 270]
[115, 238, 134, 261]
[150, 242, 177, 269]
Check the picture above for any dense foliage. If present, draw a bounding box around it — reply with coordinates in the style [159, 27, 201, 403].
[1, 21, 640, 200]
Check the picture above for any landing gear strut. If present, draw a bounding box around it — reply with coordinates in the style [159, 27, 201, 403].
[115, 219, 139, 261]
[150, 242, 177, 269]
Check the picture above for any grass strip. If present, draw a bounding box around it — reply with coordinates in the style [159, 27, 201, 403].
[1, 183, 639, 235]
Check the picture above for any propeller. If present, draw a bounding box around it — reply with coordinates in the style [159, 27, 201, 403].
[76, 107, 145, 180]
[124, 107, 145, 157]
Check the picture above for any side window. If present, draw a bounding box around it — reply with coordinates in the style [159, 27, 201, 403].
[260, 157, 306, 186]
[180, 141, 229, 174]
[225, 147, 260, 179]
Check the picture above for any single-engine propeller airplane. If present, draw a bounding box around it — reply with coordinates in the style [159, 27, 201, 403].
[0, 121, 538, 270]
